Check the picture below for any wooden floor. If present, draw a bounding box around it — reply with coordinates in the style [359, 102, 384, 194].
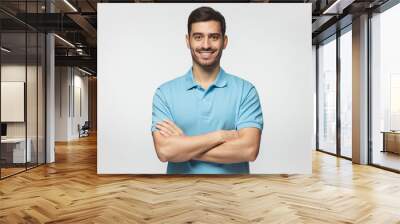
[1, 134, 400, 223]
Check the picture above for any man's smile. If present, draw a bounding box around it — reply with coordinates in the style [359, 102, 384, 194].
[197, 50, 217, 59]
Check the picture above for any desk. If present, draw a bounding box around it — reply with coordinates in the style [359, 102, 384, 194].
[1, 138, 31, 163]
[382, 131, 400, 154]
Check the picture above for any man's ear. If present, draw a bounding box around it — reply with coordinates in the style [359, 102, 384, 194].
[223, 35, 228, 49]
[186, 34, 190, 49]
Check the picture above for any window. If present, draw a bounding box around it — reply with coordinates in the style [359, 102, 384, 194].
[339, 28, 352, 158]
[371, 2, 400, 171]
[318, 37, 337, 154]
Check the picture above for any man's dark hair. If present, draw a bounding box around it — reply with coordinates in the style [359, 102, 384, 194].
[188, 6, 226, 36]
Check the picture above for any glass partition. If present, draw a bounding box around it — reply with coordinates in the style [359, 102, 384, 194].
[0, 1, 46, 179]
[317, 36, 337, 155]
[0, 31, 28, 177]
[38, 32, 45, 165]
[27, 31, 38, 169]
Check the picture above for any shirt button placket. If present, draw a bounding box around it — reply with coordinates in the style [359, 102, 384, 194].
[201, 92, 212, 119]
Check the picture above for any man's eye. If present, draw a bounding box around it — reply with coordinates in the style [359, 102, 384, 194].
[211, 36, 219, 41]
[193, 35, 202, 40]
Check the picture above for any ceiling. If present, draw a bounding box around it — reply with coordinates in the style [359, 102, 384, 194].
[0, 0, 393, 75]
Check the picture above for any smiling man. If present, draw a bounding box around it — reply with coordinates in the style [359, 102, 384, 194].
[151, 6, 263, 174]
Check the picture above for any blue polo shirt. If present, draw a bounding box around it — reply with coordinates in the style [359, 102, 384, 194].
[151, 67, 263, 174]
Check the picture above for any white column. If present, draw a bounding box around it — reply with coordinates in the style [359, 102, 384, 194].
[352, 14, 369, 164]
[45, 1, 56, 163]
[46, 33, 55, 163]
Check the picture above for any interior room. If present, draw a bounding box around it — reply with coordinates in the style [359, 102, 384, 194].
[0, 0, 399, 223]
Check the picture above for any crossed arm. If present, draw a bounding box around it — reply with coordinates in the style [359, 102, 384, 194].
[152, 120, 261, 164]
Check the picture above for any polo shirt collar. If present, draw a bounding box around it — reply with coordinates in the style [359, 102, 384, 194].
[185, 67, 228, 90]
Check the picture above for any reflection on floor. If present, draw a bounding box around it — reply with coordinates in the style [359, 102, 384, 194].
[341, 148, 352, 158]
[373, 150, 400, 171]
[0, 167, 25, 178]
[0, 162, 42, 178]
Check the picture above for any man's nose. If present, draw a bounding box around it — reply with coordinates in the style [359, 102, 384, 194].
[201, 37, 211, 49]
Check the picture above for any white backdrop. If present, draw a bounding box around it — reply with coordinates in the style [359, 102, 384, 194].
[98, 3, 313, 174]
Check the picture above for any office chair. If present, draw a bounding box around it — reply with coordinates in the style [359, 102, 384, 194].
[79, 121, 90, 138]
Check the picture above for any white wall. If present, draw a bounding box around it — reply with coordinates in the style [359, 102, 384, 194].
[55, 66, 69, 141]
[98, 3, 313, 174]
[312, 45, 317, 150]
[55, 67, 89, 141]
[72, 72, 89, 138]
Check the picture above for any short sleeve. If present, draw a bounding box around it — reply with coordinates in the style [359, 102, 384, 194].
[236, 86, 264, 131]
[151, 88, 173, 132]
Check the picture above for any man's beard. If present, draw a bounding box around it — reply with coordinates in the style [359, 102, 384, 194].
[191, 47, 223, 69]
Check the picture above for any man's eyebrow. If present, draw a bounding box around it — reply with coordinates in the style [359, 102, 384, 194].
[191, 32, 221, 36]
[191, 32, 204, 36]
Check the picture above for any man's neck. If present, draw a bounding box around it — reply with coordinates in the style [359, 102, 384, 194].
[192, 64, 220, 89]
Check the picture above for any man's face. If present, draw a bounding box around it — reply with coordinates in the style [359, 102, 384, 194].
[186, 20, 228, 69]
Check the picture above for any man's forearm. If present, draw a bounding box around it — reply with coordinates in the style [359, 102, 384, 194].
[153, 131, 223, 162]
[193, 134, 259, 164]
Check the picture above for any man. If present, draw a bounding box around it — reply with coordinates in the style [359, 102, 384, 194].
[151, 6, 263, 174]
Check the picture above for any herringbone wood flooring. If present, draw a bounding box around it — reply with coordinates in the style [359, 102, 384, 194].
[1, 134, 400, 223]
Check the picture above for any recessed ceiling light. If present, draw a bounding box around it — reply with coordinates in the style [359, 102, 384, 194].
[63, 0, 78, 12]
[78, 67, 93, 76]
[322, 0, 354, 15]
[54, 34, 75, 48]
[1, 47, 11, 53]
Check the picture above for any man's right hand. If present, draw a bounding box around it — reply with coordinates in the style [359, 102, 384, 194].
[155, 120, 185, 137]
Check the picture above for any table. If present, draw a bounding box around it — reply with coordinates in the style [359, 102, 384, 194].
[1, 138, 32, 164]
[381, 131, 400, 154]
